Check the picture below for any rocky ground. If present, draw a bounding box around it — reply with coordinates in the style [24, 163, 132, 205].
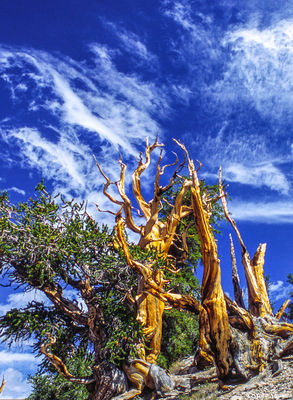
[139, 355, 293, 400]
[218, 356, 293, 400]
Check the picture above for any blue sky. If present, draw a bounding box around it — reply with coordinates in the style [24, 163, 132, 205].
[0, 0, 293, 397]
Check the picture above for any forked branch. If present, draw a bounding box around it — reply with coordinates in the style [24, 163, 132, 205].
[132, 137, 164, 220]
[115, 211, 201, 313]
[94, 156, 141, 234]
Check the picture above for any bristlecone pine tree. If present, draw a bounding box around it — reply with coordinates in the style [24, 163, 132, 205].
[96, 138, 293, 392]
[0, 139, 292, 400]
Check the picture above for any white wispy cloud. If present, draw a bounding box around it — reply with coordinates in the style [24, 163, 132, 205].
[269, 280, 292, 301]
[0, 46, 164, 152]
[0, 43, 168, 222]
[118, 33, 152, 61]
[163, 4, 293, 202]
[162, 0, 219, 73]
[4, 127, 91, 190]
[163, 0, 212, 33]
[219, 19, 293, 120]
[0, 367, 32, 399]
[3, 186, 25, 196]
[229, 200, 293, 223]
[163, 1, 196, 32]
[49, 69, 136, 154]
[189, 124, 292, 195]
[103, 21, 158, 66]
[0, 290, 49, 316]
[88, 44, 167, 115]
[172, 12, 293, 192]
[0, 351, 35, 363]
[224, 162, 290, 194]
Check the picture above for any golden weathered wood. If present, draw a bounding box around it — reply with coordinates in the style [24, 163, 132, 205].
[251, 244, 272, 316]
[219, 168, 271, 317]
[264, 322, 293, 338]
[96, 138, 293, 393]
[275, 299, 291, 320]
[174, 140, 232, 380]
[96, 139, 195, 363]
[217, 166, 293, 379]
[115, 211, 201, 312]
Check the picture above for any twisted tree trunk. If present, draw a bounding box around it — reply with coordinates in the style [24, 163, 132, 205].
[96, 139, 192, 363]
[176, 141, 293, 384]
[93, 139, 293, 398]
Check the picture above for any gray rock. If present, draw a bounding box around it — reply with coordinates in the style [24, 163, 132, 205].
[149, 364, 175, 397]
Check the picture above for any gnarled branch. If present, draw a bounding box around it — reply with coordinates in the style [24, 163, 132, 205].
[43, 284, 88, 326]
[40, 334, 95, 385]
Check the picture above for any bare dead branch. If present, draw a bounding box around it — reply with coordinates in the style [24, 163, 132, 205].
[95, 203, 121, 216]
[160, 151, 179, 175]
[230, 234, 245, 309]
[275, 299, 291, 320]
[219, 167, 263, 316]
[116, 159, 141, 234]
[251, 243, 272, 316]
[196, 160, 202, 172]
[131, 137, 164, 220]
[94, 155, 123, 207]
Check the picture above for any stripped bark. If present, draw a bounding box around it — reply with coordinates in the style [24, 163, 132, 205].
[217, 167, 293, 379]
[174, 140, 232, 380]
[219, 169, 272, 318]
[96, 138, 192, 363]
[276, 299, 291, 320]
[229, 234, 245, 309]
[93, 138, 293, 396]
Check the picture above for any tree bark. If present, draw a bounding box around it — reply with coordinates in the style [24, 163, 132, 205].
[230, 234, 245, 309]
[95, 139, 293, 396]
[97, 140, 193, 363]
[183, 152, 232, 381]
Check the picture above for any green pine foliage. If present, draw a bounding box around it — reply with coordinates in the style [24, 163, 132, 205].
[0, 184, 140, 371]
[158, 309, 199, 369]
[28, 353, 92, 400]
[0, 178, 225, 397]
